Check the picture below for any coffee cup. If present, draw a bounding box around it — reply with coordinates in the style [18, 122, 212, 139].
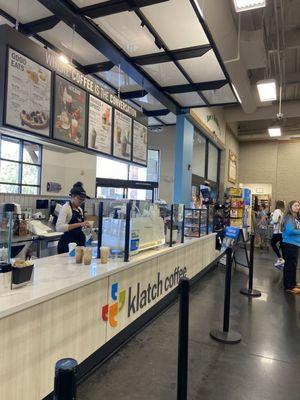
[84, 247, 92, 265]
[75, 246, 84, 264]
[100, 246, 109, 264]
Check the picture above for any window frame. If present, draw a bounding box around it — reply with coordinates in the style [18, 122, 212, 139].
[96, 149, 160, 201]
[0, 135, 42, 194]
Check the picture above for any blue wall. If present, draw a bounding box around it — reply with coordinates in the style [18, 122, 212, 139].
[173, 115, 194, 205]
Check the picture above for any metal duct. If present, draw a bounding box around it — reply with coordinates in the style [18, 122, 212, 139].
[199, 0, 257, 113]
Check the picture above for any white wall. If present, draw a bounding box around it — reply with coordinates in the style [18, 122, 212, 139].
[41, 148, 97, 197]
[148, 126, 176, 203]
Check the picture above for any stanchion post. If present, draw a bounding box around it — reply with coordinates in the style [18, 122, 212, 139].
[206, 205, 209, 235]
[170, 204, 174, 247]
[124, 201, 132, 262]
[240, 234, 261, 297]
[181, 205, 185, 244]
[54, 358, 77, 400]
[177, 277, 190, 400]
[97, 201, 103, 259]
[210, 247, 241, 344]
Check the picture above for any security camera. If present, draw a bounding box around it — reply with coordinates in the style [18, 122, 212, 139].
[277, 112, 284, 120]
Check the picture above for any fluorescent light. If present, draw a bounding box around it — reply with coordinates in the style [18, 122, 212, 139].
[257, 79, 277, 102]
[59, 54, 69, 64]
[268, 127, 281, 137]
[232, 84, 242, 103]
[233, 0, 266, 13]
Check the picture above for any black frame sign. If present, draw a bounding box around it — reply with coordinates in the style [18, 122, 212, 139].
[0, 24, 148, 166]
[88, 94, 112, 155]
[132, 120, 148, 166]
[53, 75, 87, 147]
[5, 47, 51, 137]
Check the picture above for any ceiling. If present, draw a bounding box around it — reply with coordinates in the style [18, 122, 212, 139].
[0, 0, 238, 128]
[223, 0, 300, 140]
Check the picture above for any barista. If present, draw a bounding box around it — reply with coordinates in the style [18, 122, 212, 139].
[56, 182, 91, 254]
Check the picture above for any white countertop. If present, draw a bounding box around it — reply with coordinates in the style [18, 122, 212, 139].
[0, 235, 215, 319]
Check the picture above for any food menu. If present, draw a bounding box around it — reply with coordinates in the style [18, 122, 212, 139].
[132, 121, 147, 165]
[53, 75, 86, 147]
[6, 48, 51, 136]
[113, 109, 132, 161]
[88, 95, 112, 154]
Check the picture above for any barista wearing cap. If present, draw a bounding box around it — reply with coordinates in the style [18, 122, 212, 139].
[56, 182, 91, 254]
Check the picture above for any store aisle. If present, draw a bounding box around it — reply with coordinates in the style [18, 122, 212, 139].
[78, 252, 300, 400]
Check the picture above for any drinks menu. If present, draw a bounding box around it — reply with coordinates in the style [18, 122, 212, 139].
[132, 121, 147, 165]
[113, 109, 132, 161]
[88, 94, 112, 154]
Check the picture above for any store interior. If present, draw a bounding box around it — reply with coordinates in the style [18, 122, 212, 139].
[0, 0, 300, 399]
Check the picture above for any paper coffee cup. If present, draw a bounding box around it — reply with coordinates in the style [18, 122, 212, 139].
[100, 246, 109, 264]
[68, 242, 77, 257]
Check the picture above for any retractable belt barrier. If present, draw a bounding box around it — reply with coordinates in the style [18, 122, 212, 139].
[240, 234, 262, 298]
[53, 358, 77, 400]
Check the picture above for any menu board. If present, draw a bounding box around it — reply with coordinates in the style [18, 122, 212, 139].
[5, 48, 51, 136]
[88, 95, 112, 154]
[113, 109, 132, 160]
[132, 121, 148, 165]
[53, 75, 86, 147]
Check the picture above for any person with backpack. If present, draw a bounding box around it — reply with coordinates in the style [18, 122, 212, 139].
[282, 200, 300, 294]
[270, 200, 285, 269]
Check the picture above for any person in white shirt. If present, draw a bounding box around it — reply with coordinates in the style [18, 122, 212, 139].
[56, 182, 91, 254]
[270, 200, 285, 268]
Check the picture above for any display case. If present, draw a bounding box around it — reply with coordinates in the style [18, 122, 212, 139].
[98, 200, 166, 260]
[0, 212, 13, 268]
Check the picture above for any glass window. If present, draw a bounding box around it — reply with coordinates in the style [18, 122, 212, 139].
[96, 187, 124, 199]
[0, 137, 20, 161]
[0, 135, 42, 194]
[146, 149, 159, 182]
[23, 142, 41, 164]
[22, 165, 40, 185]
[207, 143, 219, 182]
[96, 156, 128, 180]
[0, 160, 19, 183]
[193, 132, 206, 177]
[128, 165, 147, 181]
[127, 188, 153, 201]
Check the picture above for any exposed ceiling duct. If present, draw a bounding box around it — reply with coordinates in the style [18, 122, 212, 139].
[197, 0, 257, 113]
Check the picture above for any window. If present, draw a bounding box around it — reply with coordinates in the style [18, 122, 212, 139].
[192, 132, 206, 178]
[96, 150, 160, 200]
[97, 150, 159, 182]
[0, 135, 42, 194]
[207, 142, 219, 182]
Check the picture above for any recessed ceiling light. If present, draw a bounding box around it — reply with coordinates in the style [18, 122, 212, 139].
[233, 0, 266, 13]
[59, 54, 69, 64]
[257, 79, 277, 102]
[268, 127, 281, 137]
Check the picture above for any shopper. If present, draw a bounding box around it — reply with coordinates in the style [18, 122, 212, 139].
[270, 200, 285, 269]
[256, 204, 268, 249]
[282, 200, 300, 294]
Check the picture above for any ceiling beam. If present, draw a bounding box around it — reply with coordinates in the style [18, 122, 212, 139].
[83, 61, 114, 74]
[133, 44, 211, 65]
[120, 90, 148, 99]
[80, 0, 170, 19]
[20, 15, 60, 34]
[164, 79, 228, 94]
[81, 44, 211, 74]
[143, 109, 170, 117]
[37, 0, 180, 114]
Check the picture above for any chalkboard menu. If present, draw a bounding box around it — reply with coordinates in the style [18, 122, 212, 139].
[113, 109, 132, 161]
[6, 48, 51, 136]
[53, 75, 86, 147]
[88, 94, 112, 154]
[132, 121, 148, 165]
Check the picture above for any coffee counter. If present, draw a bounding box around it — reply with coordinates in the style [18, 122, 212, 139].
[0, 234, 217, 400]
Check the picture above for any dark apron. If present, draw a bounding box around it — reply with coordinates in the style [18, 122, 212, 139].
[57, 202, 86, 254]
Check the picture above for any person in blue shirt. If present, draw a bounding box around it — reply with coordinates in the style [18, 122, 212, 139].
[282, 200, 300, 294]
